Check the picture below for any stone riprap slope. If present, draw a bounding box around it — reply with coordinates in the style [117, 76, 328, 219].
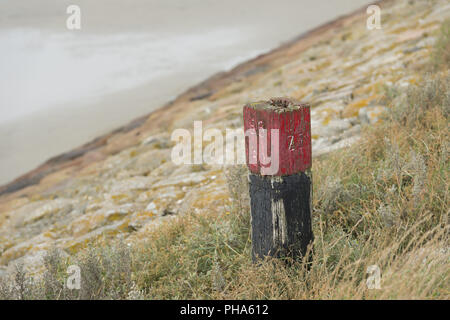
[0, 0, 449, 275]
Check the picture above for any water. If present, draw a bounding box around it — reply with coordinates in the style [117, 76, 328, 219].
[0, 28, 259, 124]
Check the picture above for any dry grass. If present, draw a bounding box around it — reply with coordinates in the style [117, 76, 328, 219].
[0, 19, 449, 300]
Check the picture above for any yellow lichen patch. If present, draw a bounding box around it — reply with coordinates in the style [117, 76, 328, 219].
[137, 211, 155, 218]
[322, 114, 332, 125]
[408, 77, 418, 85]
[106, 212, 127, 223]
[65, 220, 129, 254]
[129, 211, 157, 229]
[0, 236, 13, 252]
[111, 194, 128, 202]
[42, 231, 55, 239]
[389, 24, 416, 35]
[352, 81, 385, 97]
[0, 244, 33, 265]
[342, 94, 379, 118]
[361, 44, 374, 53]
[291, 88, 308, 101]
[30, 194, 45, 202]
[1, 227, 96, 265]
[316, 107, 339, 125]
[312, 134, 320, 140]
[129, 150, 138, 158]
[312, 60, 332, 72]
[299, 77, 312, 87]
[341, 31, 353, 41]
[69, 212, 108, 237]
[367, 106, 388, 124]
[65, 239, 90, 254]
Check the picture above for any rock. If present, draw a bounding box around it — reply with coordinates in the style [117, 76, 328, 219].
[7, 199, 75, 228]
[152, 172, 207, 188]
[314, 135, 362, 158]
[140, 135, 171, 149]
[145, 202, 156, 212]
[312, 119, 352, 137]
[61, 220, 129, 253]
[107, 176, 155, 195]
[0, 229, 59, 263]
[0, 266, 7, 279]
[68, 201, 139, 237]
[359, 106, 388, 124]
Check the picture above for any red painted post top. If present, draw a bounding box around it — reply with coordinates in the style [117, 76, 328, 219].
[243, 97, 311, 176]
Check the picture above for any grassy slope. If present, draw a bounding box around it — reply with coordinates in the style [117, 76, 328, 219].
[1, 20, 449, 300]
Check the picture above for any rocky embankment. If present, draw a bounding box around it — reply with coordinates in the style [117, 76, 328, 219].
[1, 0, 449, 276]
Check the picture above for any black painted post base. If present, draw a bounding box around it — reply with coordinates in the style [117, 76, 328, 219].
[249, 172, 314, 261]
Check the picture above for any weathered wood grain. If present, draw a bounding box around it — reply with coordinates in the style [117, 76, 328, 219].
[249, 172, 313, 260]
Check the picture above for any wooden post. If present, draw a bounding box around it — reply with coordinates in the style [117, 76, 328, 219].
[243, 97, 313, 261]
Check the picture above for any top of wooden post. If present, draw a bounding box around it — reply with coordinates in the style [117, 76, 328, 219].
[243, 97, 312, 176]
[245, 97, 309, 113]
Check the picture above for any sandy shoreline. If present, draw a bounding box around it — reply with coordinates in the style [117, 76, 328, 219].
[0, 0, 373, 187]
